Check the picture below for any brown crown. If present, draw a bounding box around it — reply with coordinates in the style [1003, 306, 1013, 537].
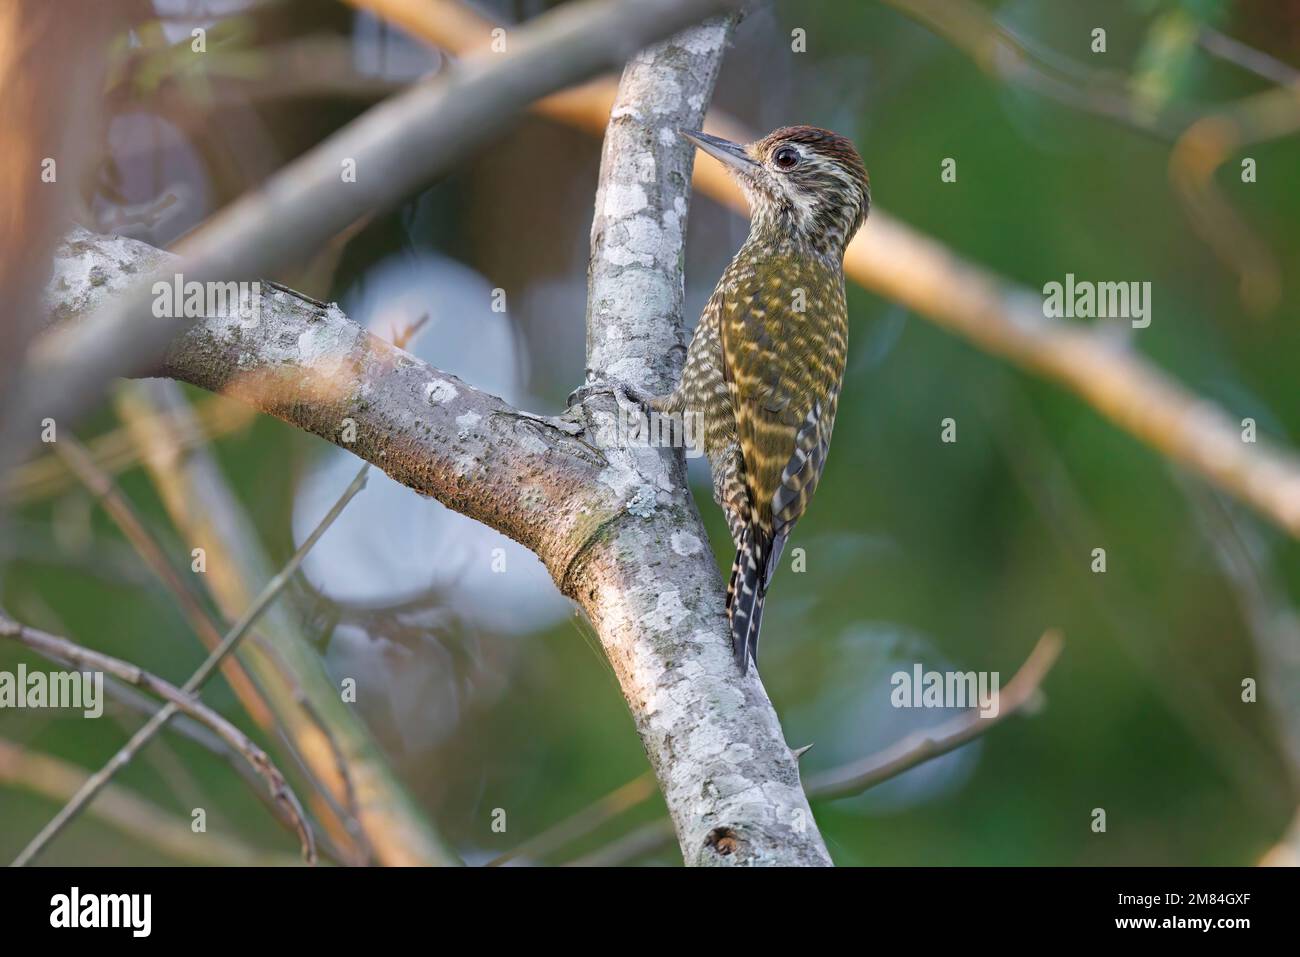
[759, 126, 869, 190]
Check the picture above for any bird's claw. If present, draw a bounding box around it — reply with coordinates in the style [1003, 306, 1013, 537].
[567, 378, 649, 413]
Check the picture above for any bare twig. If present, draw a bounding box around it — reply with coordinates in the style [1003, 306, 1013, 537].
[0, 738, 305, 867]
[569, 631, 1066, 863]
[55, 422, 365, 861]
[1198, 27, 1300, 88]
[52, 432, 274, 729]
[395, 0, 1300, 546]
[881, 0, 1194, 138]
[1169, 85, 1300, 315]
[5, 0, 733, 471]
[986, 391, 1291, 812]
[488, 772, 657, 866]
[568, 817, 675, 866]
[4, 396, 255, 506]
[115, 380, 454, 866]
[565, 631, 1064, 864]
[805, 631, 1064, 799]
[1177, 478, 1300, 787]
[9, 464, 369, 867]
[0, 616, 314, 863]
[89, 667, 356, 861]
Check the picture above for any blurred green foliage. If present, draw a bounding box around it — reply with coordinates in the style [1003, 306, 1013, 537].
[3, 0, 1298, 865]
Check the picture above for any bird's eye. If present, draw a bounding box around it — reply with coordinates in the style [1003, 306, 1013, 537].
[773, 146, 800, 170]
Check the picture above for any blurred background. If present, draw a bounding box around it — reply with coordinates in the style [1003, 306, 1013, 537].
[2, 0, 1299, 865]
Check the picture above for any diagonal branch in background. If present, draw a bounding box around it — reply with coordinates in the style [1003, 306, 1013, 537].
[2, 0, 735, 474]
[83, 663, 353, 862]
[114, 381, 442, 866]
[5, 397, 255, 507]
[517, 630, 1062, 863]
[568, 630, 1063, 865]
[52, 433, 275, 730]
[52, 427, 362, 860]
[879, 0, 1195, 139]
[805, 630, 1063, 799]
[9, 464, 369, 867]
[1169, 83, 1300, 316]
[0, 738, 304, 867]
[40, 14, 834, 866]
[392, 0, 1300, 545]
[0, 616, 313, 862]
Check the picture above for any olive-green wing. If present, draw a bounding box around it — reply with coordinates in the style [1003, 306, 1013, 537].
[720, 276, 844, 569]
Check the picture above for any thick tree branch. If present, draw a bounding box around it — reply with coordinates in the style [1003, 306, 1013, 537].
[565, 16, 833, 866]
[552, 630, 1063, 864]
[45, 227, 619, 584]
[4, 0, 734, 472]
[42, 15, 831, 864]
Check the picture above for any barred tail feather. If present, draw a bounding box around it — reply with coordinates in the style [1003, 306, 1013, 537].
[728, 526, 770, 674]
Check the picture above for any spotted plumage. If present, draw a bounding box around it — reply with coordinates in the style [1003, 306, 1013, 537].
[653, 125, 870, 674]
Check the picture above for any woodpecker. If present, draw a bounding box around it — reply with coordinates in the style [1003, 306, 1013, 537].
[652, 126, 870, 674]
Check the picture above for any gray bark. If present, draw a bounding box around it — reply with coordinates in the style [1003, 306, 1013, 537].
[571, 17, 833, 865]
[36, 3, 830, 867]
[45, 192, 828, 865]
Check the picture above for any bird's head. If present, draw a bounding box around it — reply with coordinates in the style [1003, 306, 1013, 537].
[682, 125, 870, 257]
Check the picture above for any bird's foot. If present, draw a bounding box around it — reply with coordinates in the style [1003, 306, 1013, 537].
[567, 377, 651, 414]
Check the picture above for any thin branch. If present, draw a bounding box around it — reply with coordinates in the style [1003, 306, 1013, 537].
[115, 379, 454, 866]
[1176, 477, 1300, 787]
[4, 0, 734, 470]
[9, 463, 369, 867]
[4, 395, 254, 507]
[89, 666, 356, 861]
[563, 630, 1064, 864]
[488, 772, 657, 866]
[1169, 84, 1300, 315]
[986, 390, 1291, 811]
[568, 817, 676, 866]
[0, 615, 314, 863]
[805, 630, 1064, 799]
[0, 738, 304, 867]
[1198, 27, 1300, 88]
[393, 0, 1300, 546]
[52, 432, 274, 729]
[879, 0, 1195, 139]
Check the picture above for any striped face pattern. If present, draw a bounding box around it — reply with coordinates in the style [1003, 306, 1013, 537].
[653, 125, 869, 673]
[733, 126, 870, 258]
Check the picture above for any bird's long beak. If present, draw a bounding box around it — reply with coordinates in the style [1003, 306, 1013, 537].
[680, 129, 757, 173]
